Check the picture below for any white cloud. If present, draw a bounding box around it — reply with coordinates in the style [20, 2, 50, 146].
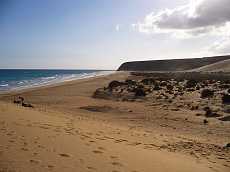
[207, 38, 230, 54]
[133, 0, 230, 38]
[115, 24, 120, 31]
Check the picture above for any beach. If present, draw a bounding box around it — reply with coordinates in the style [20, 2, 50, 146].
[0, 72, 229, 172]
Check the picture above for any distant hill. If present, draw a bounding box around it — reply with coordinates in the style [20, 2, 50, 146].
[190, 59, 230, 72]
[117, 55, 230, 71]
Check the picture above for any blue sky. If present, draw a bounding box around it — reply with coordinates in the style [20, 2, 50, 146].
[0, 0, 229, 69]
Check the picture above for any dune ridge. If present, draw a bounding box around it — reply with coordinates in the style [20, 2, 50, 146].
[118, 55, 230, 71]
[190, 59, 230, 72]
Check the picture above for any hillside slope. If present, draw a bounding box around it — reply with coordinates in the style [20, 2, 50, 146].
[190, 59, 230, 72]
[117, 55, 230, 71]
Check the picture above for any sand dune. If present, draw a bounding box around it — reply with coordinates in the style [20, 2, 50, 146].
[190, 59, 230, 72]
[0, 102, 215, 172]
[0, 72, 229, 172]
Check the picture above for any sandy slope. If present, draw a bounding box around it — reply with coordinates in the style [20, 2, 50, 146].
[0, 102, 215, 172]
[190, 59, 230, 72]
[0, 72, 229, 172]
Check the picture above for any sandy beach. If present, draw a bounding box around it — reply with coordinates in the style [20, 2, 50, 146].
[0, 72, 229, 172]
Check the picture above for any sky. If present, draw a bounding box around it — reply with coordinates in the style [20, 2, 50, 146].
[0, 0, 230, 69]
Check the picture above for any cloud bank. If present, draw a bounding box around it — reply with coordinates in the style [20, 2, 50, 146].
[133, 0, 230, 53]
[134, 0, 230, 37]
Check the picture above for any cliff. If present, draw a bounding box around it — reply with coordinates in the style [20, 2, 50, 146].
[117, 55, 230, 71]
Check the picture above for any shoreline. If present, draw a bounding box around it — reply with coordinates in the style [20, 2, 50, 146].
[0, 71, 119, 96]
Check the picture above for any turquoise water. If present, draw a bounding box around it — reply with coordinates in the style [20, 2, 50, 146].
[0, 69, 113, 92]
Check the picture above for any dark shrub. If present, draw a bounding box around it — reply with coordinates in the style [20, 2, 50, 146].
[219, 84, 230, 89]
[125, 79, 136, 85]
[196, 85, 200, 90]
[187, 88, 195, 92]
[186, 79, 197, 88]
[153, 83, 161, 90]
[141, 78, 155, 85]
[135, 88, 146, 97]
[166, 84, 174, 91]
[108, 81, 124, 90]
[222, 94, 230, 104]
[93, 88, 111, 99]
[190, 105, 198, 110]
[204, 107, 212, 117]
[201, 89, 214, 98]
[203, 107, 220, 117]
[160, 81, 167, 87]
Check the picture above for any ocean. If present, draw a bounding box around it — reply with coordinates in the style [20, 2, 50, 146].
[0, 69, 114, 92]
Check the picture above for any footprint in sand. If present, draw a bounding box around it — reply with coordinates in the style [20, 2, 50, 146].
[127, 142, 142, 146]
[47, 165, 54, 169]
[111, 162, 123, 167]
[87, 166, 97, 170]
[54, 129, 62, 133]
[37, 145, 45, 149]
[95, 137, 106, 141]
[81, 137, 86, 140]
[33, 152, 38, 156]
[86, 132, 93, 135]
[39, 126, 50, 130]
[89, 140, 96, 143]
[85, 143, 91, 146]
[27, 124, 33, 127]
[92, 150, 103, 154]
[59, 153, 71, 157]
[6, 132, 13, 136]
[8, 139, 15, 143]
[0, 151, 4, 155]
[98, 146, 106, 150]
[30, 159, 41, 164]
[21, 147, 29, 151]
[110, 155, 118, 160]
[79, 158, 84, 163]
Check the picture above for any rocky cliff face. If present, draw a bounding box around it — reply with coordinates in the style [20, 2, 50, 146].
[117, 55, 230, 71]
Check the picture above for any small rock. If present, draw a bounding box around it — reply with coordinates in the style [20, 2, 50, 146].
[222, 94, 230, 104]
[225, 143, 230, 148]
[203, 119, 208, 124]
[219, 116, 230, 121]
